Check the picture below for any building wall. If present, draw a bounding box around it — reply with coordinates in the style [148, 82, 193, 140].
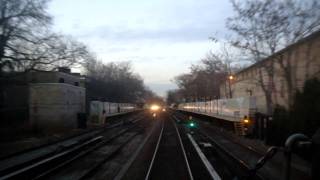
[27, 71, 83, 87]
[29, 83, 86, 131]
[220, 31, 320, 114]
[0, 85, 29, 127]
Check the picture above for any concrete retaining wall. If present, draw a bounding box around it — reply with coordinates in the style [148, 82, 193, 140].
[29, 83, 85, 131]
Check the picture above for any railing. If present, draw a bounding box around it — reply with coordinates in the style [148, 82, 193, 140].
[249, 131, 319, 180]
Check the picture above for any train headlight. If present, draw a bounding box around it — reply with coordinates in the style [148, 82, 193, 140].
[244, 119, 249, 124]
[150, 104, 160, 111]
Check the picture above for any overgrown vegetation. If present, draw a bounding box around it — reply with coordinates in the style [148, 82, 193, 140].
[268, 78, 320, 145]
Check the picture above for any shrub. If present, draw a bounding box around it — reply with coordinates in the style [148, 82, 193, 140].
[269, 78, 320, 145]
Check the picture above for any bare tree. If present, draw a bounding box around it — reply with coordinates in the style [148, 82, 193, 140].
[0, 0, 89, 74]
[14, 34, 93, 72]
[226, 0, 320, 113]
[0, 0, 51, 73]
[166, 89, 182, 105]
[84, 59, 156, 103]
[173, 53, 230, 102]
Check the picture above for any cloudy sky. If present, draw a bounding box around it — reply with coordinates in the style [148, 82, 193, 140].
[48, 0, 233, 96]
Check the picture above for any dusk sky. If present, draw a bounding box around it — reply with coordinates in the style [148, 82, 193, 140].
[48, 0, 234, 96]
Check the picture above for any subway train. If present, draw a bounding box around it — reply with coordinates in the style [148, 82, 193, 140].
[90, 101, 136, 124]
[177, 97, 257, 135]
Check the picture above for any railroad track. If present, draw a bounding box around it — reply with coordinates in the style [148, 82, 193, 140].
[171, 112, 264, 180]
[173, 111, 264, 155]
[145, 116, 193, 180]
[197, 131, 264, 180]
[0, 111, 142, 161]
[114, 112, 223, 180]
[47, 130, 140, 180]
[173, 110, 314, 180]
[0, 112, 146, 180]
[170, 115, 223, 180]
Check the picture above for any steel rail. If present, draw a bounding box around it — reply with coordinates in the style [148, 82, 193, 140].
[187, 133, 221, 180]
[113, 117, 161, 180]
[173, 113, 264, 180]
[0, 136, 103, 180]
[173, 111, 265, 156]
[32, 118, 145, 180]
[171, 118, 194, 180]
[198, 131, 265, 180]
[0, 111, 142, 162]
[78, 115, 154, 180]
[77, 132, 140, 180]
[0, 114, 145, 180]
[171, 114, 219, 180]
[144, 120, 164, 180]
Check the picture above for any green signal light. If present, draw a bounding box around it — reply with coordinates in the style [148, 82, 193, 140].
[188, 122, 196, 128]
